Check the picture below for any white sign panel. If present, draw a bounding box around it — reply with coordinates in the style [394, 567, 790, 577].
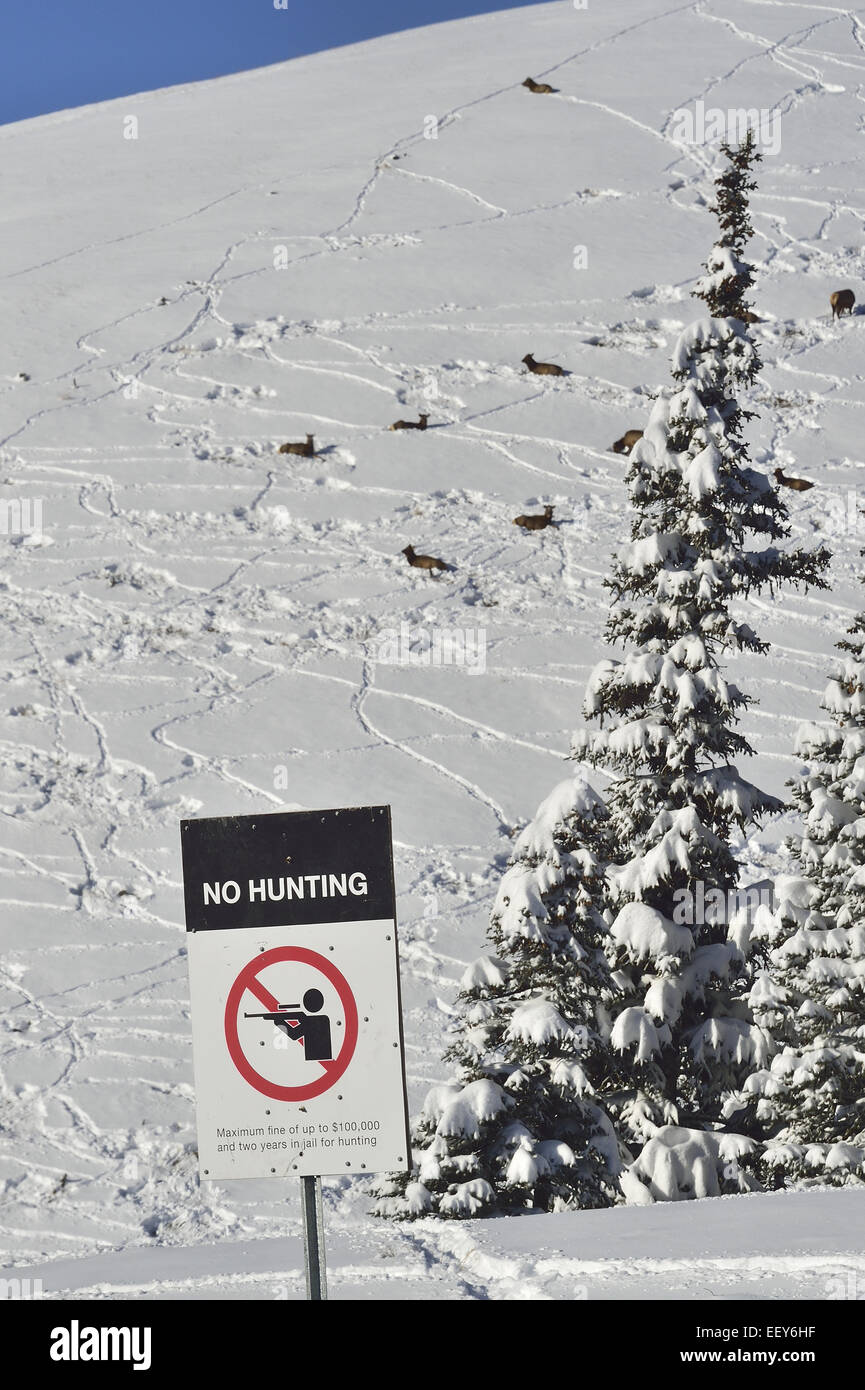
[181, 807, 410, 1181]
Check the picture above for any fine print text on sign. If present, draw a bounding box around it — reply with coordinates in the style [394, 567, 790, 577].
[181, 806, 411, 1181]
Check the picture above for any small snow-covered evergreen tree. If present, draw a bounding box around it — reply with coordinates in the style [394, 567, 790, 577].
[572, 135, 831, 1160]
[742, 605, 865, 1186]
[374, 775, 625, 1219]
[693, 130, 761, 324]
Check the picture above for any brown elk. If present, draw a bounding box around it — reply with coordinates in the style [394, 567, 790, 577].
[774, 467, 814, 492]
[611, 430, 643, 455]
[831, 289, 855, 319]
[279, 434, 316, 457]
[522, 77, 558, 94]
[522, 353, 565, 376]
[401, 545, 452, 574]
[514, 505, 555, 531]
[389, 414, 429, 431]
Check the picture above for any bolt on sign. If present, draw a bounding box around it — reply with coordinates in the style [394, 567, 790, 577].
[181, 806, 411, 1181]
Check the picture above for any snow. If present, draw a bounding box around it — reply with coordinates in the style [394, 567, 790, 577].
[509, 773, 604, 862]
[505, 997, 573, 1047]
[695, 246, 751, 300]
[490, 864, 551, 942]
[438, 1179, 495, 1218]
[2, 0, 865, 1299]
[627, 1126, 758, 1202]
[683, 443, 723, 501]
[611, 1007, 669, 1061]
[607, 810, 722, 897]
[427, 1079, 511, 1140]
[609, 901, 693, 962]
[623, 533, 684, 575]
[690, 1016, 770, 1068]
[461, 954, 510, 991]
[505, 1137, 551, 1187]
[548, 1058, 592, 1096]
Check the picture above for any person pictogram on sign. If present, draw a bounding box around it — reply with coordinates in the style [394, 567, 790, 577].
[244, 988, 333, 1062]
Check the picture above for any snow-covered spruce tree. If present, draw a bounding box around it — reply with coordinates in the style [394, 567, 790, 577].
[741, 605, 865, 1187]
[373, 774, 626, 1219]
[571, 137, 831, 1182]
[693, 130, 762, 323]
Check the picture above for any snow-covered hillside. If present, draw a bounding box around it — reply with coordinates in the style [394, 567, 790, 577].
[2, 0, 864, 1299]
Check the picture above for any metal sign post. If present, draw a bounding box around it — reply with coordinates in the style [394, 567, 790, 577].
[301, 1175, 327, 1301]
[180, 804, 411, 1302]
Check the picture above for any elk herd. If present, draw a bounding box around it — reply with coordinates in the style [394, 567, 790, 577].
[273, 78, 856, 576]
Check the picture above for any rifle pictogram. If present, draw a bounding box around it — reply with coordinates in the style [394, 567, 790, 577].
[244, 987, 333, 1061]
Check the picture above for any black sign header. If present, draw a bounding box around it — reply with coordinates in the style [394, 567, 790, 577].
[180, 805, 395, 931]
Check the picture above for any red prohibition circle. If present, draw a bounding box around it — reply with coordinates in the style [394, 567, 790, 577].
[225, 946, 358, 1102]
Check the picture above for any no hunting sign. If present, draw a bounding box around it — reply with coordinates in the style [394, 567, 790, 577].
[181, 806, 411, 1181]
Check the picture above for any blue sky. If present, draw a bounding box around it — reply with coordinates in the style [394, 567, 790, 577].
[2, 0, 552, 127]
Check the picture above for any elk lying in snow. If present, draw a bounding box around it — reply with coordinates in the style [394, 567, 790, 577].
[522, 77, 558, 94]
[401, 545, 452, 574]
[522, 353, 565, 376]
[611, 429, 643, 455]
[774, 467, 814, 492]
[831, 289, 856, 319]
[514, 505, 555, 531]
[389, 413, 429, 431]
[279, 434, 316, 456]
